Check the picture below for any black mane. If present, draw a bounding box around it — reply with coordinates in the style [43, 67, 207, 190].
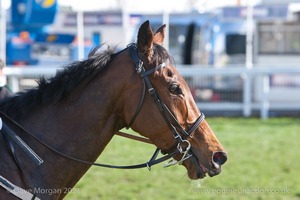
[0, 46, 115, 120]
[0, 44, 172, 120]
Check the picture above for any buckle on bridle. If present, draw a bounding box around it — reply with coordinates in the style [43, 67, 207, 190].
[135, 61, 143, 73]
[163, 140, 192, 168]
[148, 88, 155, 95]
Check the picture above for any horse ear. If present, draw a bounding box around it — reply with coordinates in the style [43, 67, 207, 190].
[137, 20, 154, 58]
[153, 24, 166, 45]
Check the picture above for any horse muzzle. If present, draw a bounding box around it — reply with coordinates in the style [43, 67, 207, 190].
[185, 150, 228, 179]
[208, 151, 228, 177]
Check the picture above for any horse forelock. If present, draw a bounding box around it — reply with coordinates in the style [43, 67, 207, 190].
[0, 46, 116, 120]
[152, 44, 174, 66]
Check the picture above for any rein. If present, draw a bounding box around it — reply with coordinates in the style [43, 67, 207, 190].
[0, 110, 177, 170]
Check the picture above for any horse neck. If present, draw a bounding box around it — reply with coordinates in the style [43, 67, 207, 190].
[15, 54, 132, 198]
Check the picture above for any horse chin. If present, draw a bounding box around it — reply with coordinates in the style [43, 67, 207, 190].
[182, 157, 208, 180]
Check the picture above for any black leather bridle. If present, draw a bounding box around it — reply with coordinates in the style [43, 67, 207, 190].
[0, 44, 206, 171]
[126, 44, 206, 168]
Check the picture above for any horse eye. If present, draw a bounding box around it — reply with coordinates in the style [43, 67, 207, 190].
[167, 69, 173, 77]
[169, 83, 182, 95]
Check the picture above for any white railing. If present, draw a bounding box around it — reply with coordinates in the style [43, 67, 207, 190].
[177, 65, 300, 119]
[3, 65, 300, 119]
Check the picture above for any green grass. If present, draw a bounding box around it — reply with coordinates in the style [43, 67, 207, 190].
[66, 118, 300, 200]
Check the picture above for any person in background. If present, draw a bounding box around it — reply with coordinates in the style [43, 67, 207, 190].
[0, 59, 13, 99]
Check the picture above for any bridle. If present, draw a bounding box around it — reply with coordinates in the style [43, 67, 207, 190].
[126, 44, 205, 167]
[0, 44, 205, 171]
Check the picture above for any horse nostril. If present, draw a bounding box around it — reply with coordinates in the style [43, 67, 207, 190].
[212, 151, 228, 166]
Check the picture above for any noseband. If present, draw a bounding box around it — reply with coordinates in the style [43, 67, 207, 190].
[127, 44, 205, 167]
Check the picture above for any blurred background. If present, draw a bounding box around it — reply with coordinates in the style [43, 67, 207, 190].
[0, 1, 299, 200]
[1, 0, 300, 118]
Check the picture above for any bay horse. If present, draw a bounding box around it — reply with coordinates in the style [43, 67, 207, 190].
[0, 21, 227, 199]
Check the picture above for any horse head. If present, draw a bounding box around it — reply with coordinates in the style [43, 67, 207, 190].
[123, 21, 227, 179]
[0, 20, 228, 200]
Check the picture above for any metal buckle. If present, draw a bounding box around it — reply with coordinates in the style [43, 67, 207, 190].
[163, 140, 192, 168]
[148, 88, 155, 95]
[136, 61, 143, 73]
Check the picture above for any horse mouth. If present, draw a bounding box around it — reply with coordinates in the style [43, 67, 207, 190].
[185, 154, 222, 180]
[192, 156, 209, 179]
